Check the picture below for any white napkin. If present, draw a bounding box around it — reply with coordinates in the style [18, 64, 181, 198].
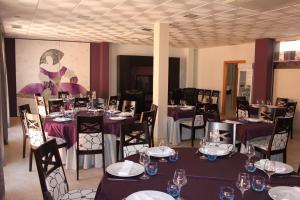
[202, 145, 228, 155]
[281, 187, 300, 200]
[148, 147, 174, 156]
[119, 112, 132, 117]
[118, 160, 134, 176]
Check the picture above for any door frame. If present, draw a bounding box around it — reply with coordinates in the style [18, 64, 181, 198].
[221, 60, 246, 115]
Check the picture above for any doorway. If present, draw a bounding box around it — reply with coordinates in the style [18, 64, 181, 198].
[221, 60, 246, 117]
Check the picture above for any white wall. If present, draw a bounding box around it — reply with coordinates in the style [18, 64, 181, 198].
[273, 69, 300, 130]
[196, 42, 255, 110]
[109, 44, 187, 95]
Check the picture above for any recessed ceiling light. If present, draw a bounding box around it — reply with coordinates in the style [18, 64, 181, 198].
[183, 13, 199, 19]
[141, 28, 152, 32]
[12, 24, 22, 29]
[77, 15, 90, 20]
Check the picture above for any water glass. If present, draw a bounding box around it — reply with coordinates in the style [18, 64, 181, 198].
[170, 99, 175, 105]
[198, 138, 207, 160]
[245, 159, 256, 173]
[173, 169, 187, 200]
[146, 162, 158, 176]
[167, 180, 180, 198]
[169, 151, 179, 162]
[263, 160, 276, 187]
[206, 154, 217, 161]
[219, 186, 235, 200]
[252, 176, 266, 192]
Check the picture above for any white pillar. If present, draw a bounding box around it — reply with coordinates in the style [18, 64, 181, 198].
[153, 23, 169, 141]
[185, 48, 195, 87]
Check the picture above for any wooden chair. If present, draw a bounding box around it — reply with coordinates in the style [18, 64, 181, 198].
[258, 106, 276, 123]
[236, 100, 250, 118]
[197, 89, 204, 103]
[202, 90, 212, 104]
[275, 97, 289, 108]
[74, 97, 89, 108]
[18, 104, 31, 158]
[48, 99, 64, 114]
[251, 117, 292, 163]
[108, 96, 118, 106]
[285, 101, 297, 139]
[204, 110, 221, 122]
[35, 95, 48, 118]
[121, 100, 136, 117]
[211, 90, 220, 105]
[140, 110, 156, 147]
[179, 103, 205, 147]
[76, 116, 105, 180]
[25, 113, 67, 171]
[118, 122, 150, 161]
[34, 140, 96, 200]
[58, 91, 69, 99]
[205, 121, 236, 147]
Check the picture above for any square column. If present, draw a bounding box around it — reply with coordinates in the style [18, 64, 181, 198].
[153, 23, 169, 141]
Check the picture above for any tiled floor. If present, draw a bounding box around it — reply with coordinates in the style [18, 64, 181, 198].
[3, 117, 300, 199]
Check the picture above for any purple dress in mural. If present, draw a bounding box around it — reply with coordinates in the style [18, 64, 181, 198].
[18, 49, 86, 96]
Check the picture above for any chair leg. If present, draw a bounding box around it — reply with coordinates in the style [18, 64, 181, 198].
[179, 125, 183, 141]
[76, 152, 79, 180]
[290, 119, 294, 139]
[116, 140, 120, 162]
[29, 149, 33, 172]
[191, 128, 195, 147]
[283, 150, 287, 163]
[23, 136, 27, 158]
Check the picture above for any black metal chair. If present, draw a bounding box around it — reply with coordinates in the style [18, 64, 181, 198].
[121, 100, 136, 117]
[205, 121, 236, 147]
[76, 115, 105, 180]
[35, 95, 48, 118]
[74, 97, 89, 108]
[18, 104, 31, 158]
[58, 91, 69, 99]
[202, 90, 212, 104]
[285, 101, 297, 139]
[108, 96, 119, 107]
[211, 90, 220, 105]
[204, 110, 221, 122]
[275, 97, 289, 108]
[236, 100, 250, 118]
[140, 110, 156, 147]
[118, 122, 150, 161]
[48, 99, 64, 114]
[197, 89, 205, 103]
[25, 113, 67, 172]
[251, 117, 292, 163]
[34, 140, 96, 200]
[179, 103, 205, 147]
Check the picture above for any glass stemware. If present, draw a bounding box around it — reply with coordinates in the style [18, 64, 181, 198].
[159, 139, 168, 162]
[173, 169, 187, 200]
[245, 143, 255, 160]
[263, 160, 276, 188]
[236, 172, 251, 199]
[198, 138, 207, 160]
[139, 152, 150, 180]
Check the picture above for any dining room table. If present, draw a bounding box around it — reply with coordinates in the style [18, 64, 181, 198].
[43, 109, 134, 169]
[95, 147, 300, 200]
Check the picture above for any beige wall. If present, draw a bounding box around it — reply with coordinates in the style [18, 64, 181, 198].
[273, 69, 300, 130]
[109, 44, 188, 95]
[196, 42, 255, 110]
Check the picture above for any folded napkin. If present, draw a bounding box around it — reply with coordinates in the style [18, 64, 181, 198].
[202, 145, 228, 155]
[147, 147, 174, 157]
[280, 187, 300, 200]
[118, 160, 134, 176]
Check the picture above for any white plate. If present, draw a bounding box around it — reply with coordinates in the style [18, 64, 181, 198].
[146, 147, 175, 158]
[180, 107, 193, 110]
[53, 117, 72, 122]
[106, 162, 144, 177]
[109, 116, 126, 120]
[49, 112, 63, 117]
[118, 112, 132, 117]
[168, 105, 177, 108]
[245, 117, 263, 123]
[223, 120, 242, 125]
[199, 145, 230, 156]
[254, 159, 294, 174]
[269, 186, 300, 200]
[126, 190, 175, 200]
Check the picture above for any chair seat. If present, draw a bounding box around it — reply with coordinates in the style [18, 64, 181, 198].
[47, 136, 67, 146]
[123, 144, 149, 158]
[59, 189, 96, 200]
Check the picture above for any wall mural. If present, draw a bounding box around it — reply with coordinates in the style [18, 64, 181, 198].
[18, 48, 86, 96]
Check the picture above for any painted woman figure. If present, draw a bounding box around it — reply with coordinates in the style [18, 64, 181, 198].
[18, 49, 86, 96]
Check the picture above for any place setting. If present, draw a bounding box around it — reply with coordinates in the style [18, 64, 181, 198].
[197, 138, 233, 161]
[146, 140, 179, 162]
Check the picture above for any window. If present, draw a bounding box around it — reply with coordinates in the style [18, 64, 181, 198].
[278, 40, 300, 61]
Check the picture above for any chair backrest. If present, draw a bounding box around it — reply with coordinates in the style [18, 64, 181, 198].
[275, 97, 289, 108]
[206, 122, 235, 146]
[18, 104, 31, 135]
[34, 139, 69, 200]
[211, 90, 220, 105]
[120, 121, 150, 158]
[108, 96, 118, 106]
[267, 117, 292, 153]
[236, 100, 250, 118]
[25, 113, 46, 147]
[48, 99, 64, 114]
[76, 116, 104, 151]
[122, 100, 136, 117]
[191, 103, 205, 127]
[285, 101, 297, 117]
[197, 89, 205, 103]
[202, 90, 212, 104]
[57, 91, 69, 99]
[35, 95, 48, 117]
[204, 110, 221, 122]
[182, 88, 196, 105]
[258, 106, 276, 122]
[236, 96, 246, 101]
[140, 110, 155, 146]
[74, 97, 89, 108]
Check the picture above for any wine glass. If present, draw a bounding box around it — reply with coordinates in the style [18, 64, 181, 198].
[236, 172, 251, 199]
[159, 139, 168, 162]
[245, 143, 255, 160]
[173, 169, 188, 200]
[264, 160, 276, 188]
[198, 138, 207, 160]
[139, 152, 150, 180]
[170, 99, 175, 106]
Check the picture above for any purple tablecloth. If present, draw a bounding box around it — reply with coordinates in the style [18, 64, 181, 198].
[168, 107, 194, 121]
[44, 111, 133, 148]
[95, 148, 300, 200]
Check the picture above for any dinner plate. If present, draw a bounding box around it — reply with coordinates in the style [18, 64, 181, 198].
[109, 116, 126, 120]
[126, 190, 175, 200]
[146, 147, 175, 158]
[49, 112, 63, 117]
[53, 117, 72, 122]
[268, 186, 300, 200]
[244, 117, 263, 123]
[254, 159, 294, 174]
[106, 161, 144, 177]
[199, 145, 231, 156]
